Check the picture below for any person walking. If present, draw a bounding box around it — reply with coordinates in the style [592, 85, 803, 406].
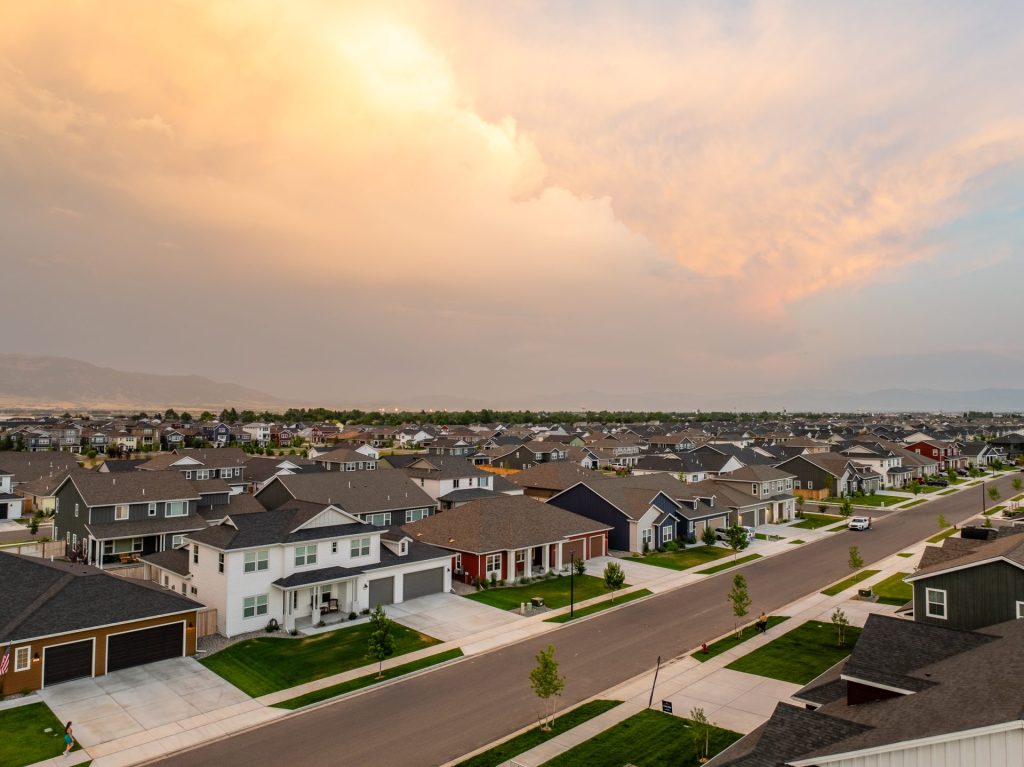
[63, 721, 74, 757]
[755, 611, 769, 633]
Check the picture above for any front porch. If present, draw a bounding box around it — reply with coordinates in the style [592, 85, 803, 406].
[278, 578, 360, 633]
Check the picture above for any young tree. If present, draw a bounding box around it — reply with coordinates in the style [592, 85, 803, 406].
[602, 561, 625, 602]
[366, 605, 396, 678]
[838, 496, 853, 519]
[946, 468, 957, 484]
[690, 706, 712, 763]
[727, 574, 751, 637]
[848, 545, 864, 570]
[818, 502, 828, 514]
[725, 525, 749, 560]
[573, 558, 586, 577]
[988, 486, 1001, 504]
[529, 644, 565, 731]
[795, 495, 805, 517]
[831, 607, 850, 646]
[910, 480, 921, 495]
[1013, 477, 1023, 494]
[936, 514, 949, 531]
[700, 525, 717, 548]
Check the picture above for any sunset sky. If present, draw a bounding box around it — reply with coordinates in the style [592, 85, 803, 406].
[2, 1, 1023, 409]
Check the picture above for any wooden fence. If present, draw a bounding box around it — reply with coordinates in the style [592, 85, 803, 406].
[109, 564, 148, 580]
[0, 540, 66, 558]
[195, 608, 218, 637]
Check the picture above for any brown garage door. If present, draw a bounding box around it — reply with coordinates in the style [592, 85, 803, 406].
[589, 535, 606, 557]
[44, 640, 93, 687]
[563, 539, 585, 565]
[107, 623, 184, 673]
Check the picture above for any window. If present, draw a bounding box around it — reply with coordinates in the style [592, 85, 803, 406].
[242, 594, 268, 619]
[192, 545, 199, 564]
[807, 481, 813, 490]
[244, 550, 269, 573]
[478, 476, 490, 488]
[641, 528, 653, 547]
[74, 503, 79, 518]
[148, 502, 157, 517]
[349, 538, 371, 558]
[103, 538, 143, 554]
[114, 505, 129, 521]
[925, 588, 947, 619]
[452, 478, 461, 489]
[184, 471, 193, 479]
[171, 535, 185, 548]
[218, 552, 224, 574]
[164, 575, 169, 587]
[454, 553, 462, 572]
[367, 512, 392, 526]
[663, 527, 674, 542]
[485, 553, 502, 574]
[14, 646, 31, 673]
[331, 541, 338, 554]
[234, 467, 241, 477]
[1016, 601, 1024, 619]
[196, 470, 210, 480]
[405, 508, 430, 523]
[751, 483, 758, 494]
[295, 544, 318, 566]
[165, 501, 187, 517]
[221, 469, 233, 479]
[190, 586, 198, 595]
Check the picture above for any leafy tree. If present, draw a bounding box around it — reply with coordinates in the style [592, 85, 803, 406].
[936, 514, 949, 531]
[909, 480, 921, 495]
[838, 496, 853, 519]
[180, 412, 193, 423]
[988, 486, 1001, 504]
[848, 546, 864, 570]
[1013, 477, 1022, 494]
[818, 503, 828, 514]
[366, 605, 396, 678]
[727, 574, 751, 637]
[602, 561, 625, 602]
[690, 707, 712, 762]
[831, 607, 850, 646]
[946, 468, 957, 484]
[200, 411, 214, 421]
[700, 525, 717, 547]
[795, 495, 805, 516]
[164, 408, 178, 421]
[529, 645, 565, 731]
[725, 525, 749, 560]
[969, 466, 982, 478]
[573, 558, 586, 577]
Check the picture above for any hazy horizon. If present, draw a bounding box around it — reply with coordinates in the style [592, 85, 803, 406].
[3, 2, 1023, 405]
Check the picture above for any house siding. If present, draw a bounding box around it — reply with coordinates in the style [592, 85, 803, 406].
[913, 561, 1024, 631]
[547, 485, 631, 551]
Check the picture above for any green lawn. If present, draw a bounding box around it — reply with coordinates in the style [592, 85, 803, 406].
[793, 512, 843, 529]
[871, 572, 912, 606]
[692, 616, 789, 662]
[827, 522, 850, 531]
[0, 702, 82, 767]
[456, 700, 622, 767]
[545, 589, 652, 623]
[821, 569, 880, 596]
[897, 552, 914, 558]
[900, 499, 928, 509]
[274, 649, 463, 709]
[984, 505, 1004, 516]
[466, 574, 611, 611]
[915, 485, 944, 494]
[787, 539, 806, 545]
[726, 620, 863, 684]
[541, 709, 741, 767]
[937, 488, 958, 496]
[200, 623, 441, 696]
[696, 553, 762, 574]
[927, 527, 958, 543]
[633, 545, 730, 571]
[828, 494, 905, 508]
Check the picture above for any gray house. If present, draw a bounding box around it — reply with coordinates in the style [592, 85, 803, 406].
[776, 452, 883, 498]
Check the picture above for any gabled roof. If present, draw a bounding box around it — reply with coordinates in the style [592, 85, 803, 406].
[256, 471, 436, 514]
[907, 532, 1024, 581]
[507, 462, 596, 491]
[57, 470, 201, 506]
[189, 505, 374, 550]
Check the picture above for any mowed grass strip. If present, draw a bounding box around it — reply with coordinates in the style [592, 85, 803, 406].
[897, 552, 914, 558]
[0, 702, 83, 767]
[274, 649, 463, 709]
[787, 539, 806, 545]
[691, 616, 789, 662]
[466, 574, 609, 611]
[927, 528, 958, 543]
[455, 700, 622, 767]
[871, 572, 912, 606]
[726, 620, 863, 685]
[821, 569, 880, 596]
[696, 553, 762, 574]
[545, 589, 652, 623]
[200, 623, 441, 697]
[792, 512, 843, 529]
[900, 499, 928, 509]
[634, 545, 730, 571]
[540, 709, 741, 767]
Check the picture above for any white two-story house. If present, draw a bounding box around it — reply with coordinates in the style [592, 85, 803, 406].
[402, 456, 496, 508]
[147, 504, 452, 637]
[0, 466, 25, 520]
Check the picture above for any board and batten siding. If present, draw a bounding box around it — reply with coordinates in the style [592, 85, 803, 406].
[802, 724, 1023, 767]
[547, 484, 630, 551]
[912, 560, 1024, 631]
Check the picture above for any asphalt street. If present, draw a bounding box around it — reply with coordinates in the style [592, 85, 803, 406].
[153, 473, 1017, 767]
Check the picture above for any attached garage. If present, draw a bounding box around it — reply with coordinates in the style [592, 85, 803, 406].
[739, 509, 757, 527]
[106, 622, 184, 673]
[562, 539, 585, 565]
[43, 640, 93, 687]
[368, 576, 394, 607]
[402, 568, 444, 601]
[588, 535, 606, 558]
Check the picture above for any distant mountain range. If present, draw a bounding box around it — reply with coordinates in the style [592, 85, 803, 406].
[0, 354, 285, 411]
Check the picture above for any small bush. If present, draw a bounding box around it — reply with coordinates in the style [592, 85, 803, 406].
[664, 540, 679, 552]
[348, 611, 357, 620]
[361, 608, 370, 615]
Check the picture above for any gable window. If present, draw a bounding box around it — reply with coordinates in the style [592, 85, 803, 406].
[485, 553, 502, 575]
[367, 512, 392, 526]
[192, 544, 199, 564]
[751, 483, 758, 495]
[148, 502, 157, 517]
[350, 537, 371, 558]
[184, 471, 193, 479]
[171, 535, 185, 548]
[925, 588, 947, 619]
[244, 550, 269, 573]
[165, 501, 187, 517]
[196, 470, 210, 480]
[218, 552, 224, 574]
[114, 505, 129, 521]
[405, 508, 430, 523]
[74, 503, 79, 518]
[221, 469, 233, 479]
[234, 467, 241, 477]
[14, 646, 31, 673]
[295, 544, 318, 567]
[242, 594, 268, 619]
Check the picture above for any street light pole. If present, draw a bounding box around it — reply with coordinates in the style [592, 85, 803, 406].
[569, 557, 575, 618]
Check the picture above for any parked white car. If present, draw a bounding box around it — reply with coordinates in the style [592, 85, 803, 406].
[848, 516, 871, 531]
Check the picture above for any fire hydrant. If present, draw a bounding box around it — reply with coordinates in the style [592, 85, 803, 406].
[701, 642, 709, 654]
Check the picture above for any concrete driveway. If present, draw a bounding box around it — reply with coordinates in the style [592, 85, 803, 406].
[384, 592, 523, 642]
[37, 657, 251, 748]
[588, 554, 673, 586]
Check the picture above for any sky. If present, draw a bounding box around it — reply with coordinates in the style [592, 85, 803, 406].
[2, 1, 1023, 410]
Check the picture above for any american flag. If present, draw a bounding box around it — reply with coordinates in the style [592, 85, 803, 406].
[0, 644, 10, 676]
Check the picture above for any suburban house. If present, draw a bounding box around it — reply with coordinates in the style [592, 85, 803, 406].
[139, 448, 249, 494]
[241, 422, 272, 446]
[255, 471, 437, 527]
[776, 453, 883, 499]
[0, 553, 201, 693]
[0, 466, 25, 519]
[244, 455, 324, 493]
[903, 439, 967, 472]
[956, 441, 997, 469]
[402, 456, 497, 507]
[402, 495, 610, 585]
[426, 437, 477, 457]
[838, 442, 909, 488]
[0, 451, 81, 512]
[148, 505, 452, 637]
[311, 447, 379, 472]
[990, 433, 1024, 460]
[709, 614, 1024, 767]
[905, 531, 1024, 631]
[506, 462, 598, 500]
[52, 471, 207, 568]
[686, 445, 747, 476]
[713, 465, 797, 522]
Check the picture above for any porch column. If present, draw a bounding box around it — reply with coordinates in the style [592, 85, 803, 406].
[506, 550, 515, 582]
[311, 585, 321, 625]
[284, 590, 295, 632]
[555, 542, 563, 572]
[525, 549, 533, 579]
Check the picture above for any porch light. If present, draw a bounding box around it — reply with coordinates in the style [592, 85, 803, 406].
[363, 583, 368, 589]
[32, 652, 40, 663]
[187, 621, 195, 629]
